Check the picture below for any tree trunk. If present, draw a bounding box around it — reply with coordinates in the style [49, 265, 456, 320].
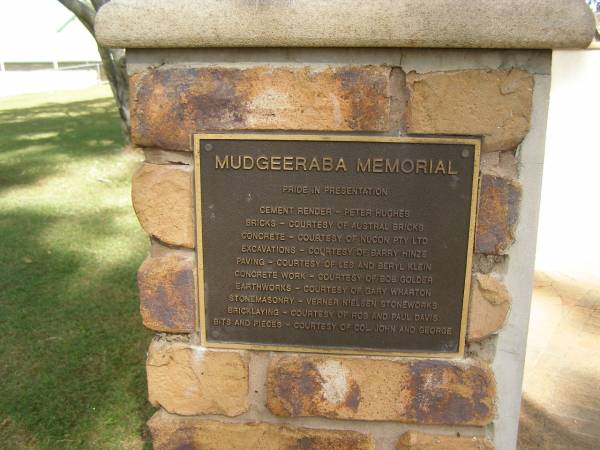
[57, 0, 131, 145]
[99, 47, 131, 145]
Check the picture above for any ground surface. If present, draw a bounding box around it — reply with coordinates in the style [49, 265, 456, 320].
[518, 272, 600, 450]
[0, 86, 152, 449]
[1, 86, 597, 450]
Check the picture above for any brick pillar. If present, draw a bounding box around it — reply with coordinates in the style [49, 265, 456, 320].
[96, 1, 595, 449]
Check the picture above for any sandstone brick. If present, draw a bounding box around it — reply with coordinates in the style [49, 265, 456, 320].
[144, 148, 194, 165]
[130, 65, 404, 150]
[132, 167, 522, 256]
[148, 409, 375, 450]
[475, 173, 522, 254]
[147, 337, 248, 416]
[267, 356, 495, 426]
[97, 0, 597, 50]
[480, 151, 518, 179]
[406, 69, 533, 153]
[131, 163, 194, 248]
[468, 273, 511, 342]
[137, 253, 195, 333]
[396, 431, 494, 450]
[473, 254, 506, 274]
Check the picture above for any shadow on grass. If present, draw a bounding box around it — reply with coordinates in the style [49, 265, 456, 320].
[0, 97, 121, 193]
[0, 207, 153, 450]
[0, 92, 153, 449]
[518, 396, 599, 450]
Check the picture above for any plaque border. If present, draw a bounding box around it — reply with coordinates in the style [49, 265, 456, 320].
[193, 133, 481, 358]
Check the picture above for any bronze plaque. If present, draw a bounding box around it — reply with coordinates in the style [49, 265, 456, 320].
[194, 134, 480, 357]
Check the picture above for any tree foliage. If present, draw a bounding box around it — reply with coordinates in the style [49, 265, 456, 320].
[57, 0, 130, 144]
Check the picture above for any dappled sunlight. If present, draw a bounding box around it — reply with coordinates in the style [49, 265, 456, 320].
[519, 395, 599, 450]
[14, 131, 60, 141]
[0, 86, 153, 448]
[35, 207, 143, 261]
[519, 272, 600, 449]
[0, 85, 125, 195]
[1, 150, 143, 209]
[0, 85, 115, 110]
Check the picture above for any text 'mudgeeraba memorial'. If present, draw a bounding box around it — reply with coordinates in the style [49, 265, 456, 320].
[197, 136, 478, 356]
[95, 1, 596, 449]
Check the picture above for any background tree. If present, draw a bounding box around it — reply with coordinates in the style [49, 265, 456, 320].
[588, 0, 600, 43]
[57, 0, 130, 145]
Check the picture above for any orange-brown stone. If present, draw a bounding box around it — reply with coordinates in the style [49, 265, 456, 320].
[475, 173, 522, 254]
[468, 273, 512, 342]
[147, 337, 249, 416]
[267, 356, 495, 426]
[137, 252, 195, 333]
[148, 409, 375, 450]
[132, 163, 521, 256]
[406, 69, 533, 153]
[131, 163, 194, 248]
[396, 431, 494, 450]
[130, 65, 404, 150]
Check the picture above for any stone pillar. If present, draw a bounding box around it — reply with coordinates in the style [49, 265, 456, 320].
[96, 2, 595, 449]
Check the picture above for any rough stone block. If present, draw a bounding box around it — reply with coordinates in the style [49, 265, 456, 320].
[144, 148, 194, 165]
[97, 0, 597, 50]
[396, 431, 494, 450]
[137, 253, 195, 333]
[130, 65, 404, 150]
[475, 173, 522, 254]
[131, 163, 194, 248]
[406, 69, 533, 153]
[147, 337, 248, 416]
[468, 273, 511, 342]
[267, 356, 495, 426]
[148, 409, 375, 450]
[132, 168, 522, 255]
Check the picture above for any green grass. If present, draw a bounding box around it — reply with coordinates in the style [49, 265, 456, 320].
[0, 85, 153, 449]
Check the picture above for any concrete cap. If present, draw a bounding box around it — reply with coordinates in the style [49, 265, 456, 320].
[95, 0, 596, 50]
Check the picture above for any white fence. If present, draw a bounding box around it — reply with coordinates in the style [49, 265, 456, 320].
[0, 63, 101, 97]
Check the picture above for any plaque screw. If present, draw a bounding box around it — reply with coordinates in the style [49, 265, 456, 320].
[461, 149, 470, 158]
[205, 144, 213, 152]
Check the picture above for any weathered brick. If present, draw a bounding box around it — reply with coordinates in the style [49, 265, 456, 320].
[406, 69, 533, 153]
[468, 273, 511, 342]
[144, 148, 194, 166]
[396, 431, 494, 450]
[130, 65, 404, 150]
[267, 356, 495, 426]
[475, 173, 522, 254]
[131, 163, 194, 248]
[147, 337, 248, 416]
[132, 156, 521, 257]
[137, 253, 195, 333]
[148, 409, 375, 450]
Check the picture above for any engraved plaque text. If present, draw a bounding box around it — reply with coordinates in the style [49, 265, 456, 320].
[194, 135, 479, 356]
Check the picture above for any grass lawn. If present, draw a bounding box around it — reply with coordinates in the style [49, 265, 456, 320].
[0, 85, 153, 449]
